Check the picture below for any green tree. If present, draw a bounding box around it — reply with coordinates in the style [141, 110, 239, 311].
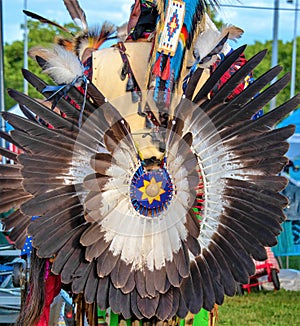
[4, 20, 79, 109]
[4, 19, 299, 113]
[245, 38, 300, 113]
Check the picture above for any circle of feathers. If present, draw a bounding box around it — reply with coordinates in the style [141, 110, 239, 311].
[1, 11, 300, 322]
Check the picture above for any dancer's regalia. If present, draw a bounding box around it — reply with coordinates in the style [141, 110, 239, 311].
[0, 1, 299, 325]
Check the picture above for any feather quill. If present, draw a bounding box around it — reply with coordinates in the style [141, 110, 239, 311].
[63, 0, 88, 30]
[23, 10, 73, 35]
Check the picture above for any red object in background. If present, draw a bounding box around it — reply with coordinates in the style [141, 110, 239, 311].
[241, 247, 280, 294]
[35, 271, 61, 326]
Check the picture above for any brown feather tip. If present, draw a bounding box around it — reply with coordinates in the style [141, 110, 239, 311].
[221, 25, 244, 41]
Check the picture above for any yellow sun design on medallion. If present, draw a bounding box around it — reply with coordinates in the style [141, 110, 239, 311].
[138, 177, 166, 204]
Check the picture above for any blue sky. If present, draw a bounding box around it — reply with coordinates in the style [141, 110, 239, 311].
[3, 0, 300, 47]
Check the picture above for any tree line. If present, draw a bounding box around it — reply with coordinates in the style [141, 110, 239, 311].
[3, 21, 300, 112]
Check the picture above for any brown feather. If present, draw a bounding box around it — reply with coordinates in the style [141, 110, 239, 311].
[97, 250, 120, 277]
[186, 210, 200, 238]
[109, 285, 131, 318]
[208, 244, 236, 296]
[27, 200, 82, 234]
[34, 219, 85, 257]
[71, 261, 93, 293]
[154, 266, 170, 294]
[14, 229, 28, 250]
[196, 256, 215, 311]
[0, 147, 18, 161]
[241, 175, 288, 192]
[7, 89, 79, 132]
[110, 259, 133, 290]
[0, 164, 22, 176]
[137, 294, 160, 319]
[185, 234, 201, 257]
[185, 68, 204, 100]
[135, 270, 147, 298]
[211, 232, 250, 284]
[0, 190, 32, 213]
[90, 153, 112, 174]
[5, 210, 31, 248]
[84, 191, 104, 211]
[60, 247, 84, 284]
[83, 173, 109, 191]
[176, 293, 189, 319]
[84, 263, 99, 304]
[219, 215, 267, 261]
[80, 223, 104, 246]
[85, 238, 111, 262]
[21, 184, 80, 216]
[0, 183, 26, 196]
[156, 288, 175, 321]
[180, 260, 203, 314]
[3, 209, 28, 232]
[225, 178, 288, 209]
[201, 249, 225, 305]
[86, 83, 106, 108]
[23, 10, 73, 35]
[173, 243, 190, 279]
[192, 45, 246, 103]
[96, 276, 110, 310]
[144, 266, 157, 298]
[63, 0, 88, 30]
[224, 198, 284, 233]
[165, 260, 182, 288]
[130, 290, 144, 320]
[222, 72, 292, 127]
[52, 226, 86, 275]
[166, 288, 180, 320]
[122, 269, 136, 294]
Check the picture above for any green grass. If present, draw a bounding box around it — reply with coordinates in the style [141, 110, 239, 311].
[217, 290, 300, 325]
[279, 256, 300, 270]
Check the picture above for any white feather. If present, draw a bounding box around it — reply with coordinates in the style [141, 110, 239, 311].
[193, 13, 220, 61]
[100, 191, 189, 270]
[193, 13, 243, 68]
[43, 45, 85, 85]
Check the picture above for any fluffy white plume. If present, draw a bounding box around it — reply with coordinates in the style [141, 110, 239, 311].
[193, 13, 244, 67]
[37, 45, 85, 85]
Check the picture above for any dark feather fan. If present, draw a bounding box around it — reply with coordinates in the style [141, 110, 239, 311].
[0, 1, 299, 325]
[1, 44, 298, 321]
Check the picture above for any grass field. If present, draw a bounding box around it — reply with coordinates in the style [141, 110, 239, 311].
[217, 289, 300, 326]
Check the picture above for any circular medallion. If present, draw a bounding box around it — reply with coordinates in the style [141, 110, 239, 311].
[130, 166, 174, 217]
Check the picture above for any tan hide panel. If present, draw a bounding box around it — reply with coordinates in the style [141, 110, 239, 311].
[92, 42, 152, 101]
